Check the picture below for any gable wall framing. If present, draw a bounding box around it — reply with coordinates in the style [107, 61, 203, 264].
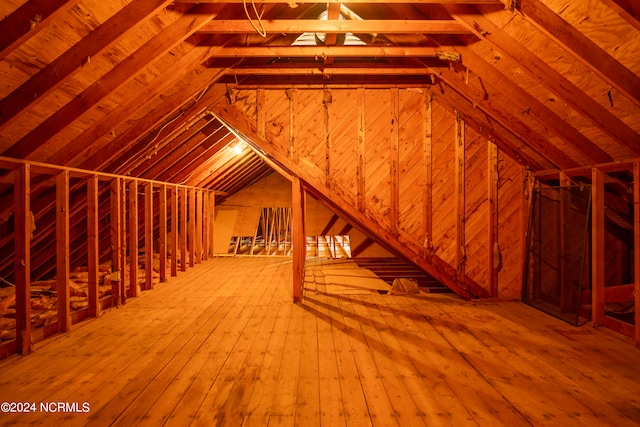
[225, 87, 524, 297]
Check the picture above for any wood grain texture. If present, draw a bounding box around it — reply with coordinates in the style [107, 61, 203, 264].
[0, 258, 638, 425]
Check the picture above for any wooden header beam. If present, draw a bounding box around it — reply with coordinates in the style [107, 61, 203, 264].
[227, 67, 432, 76]
[206, 46, 461, 59]
[178, 0, 505, 3]
[199, 20, 472, 34]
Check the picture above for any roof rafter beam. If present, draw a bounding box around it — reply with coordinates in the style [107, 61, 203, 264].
[198, 19, 473, 34]
[444, 4, 640, 156]
[0, 0, 76, 60]
[517, 0, 640, 110]
[432, 85, 547, 171]
[444, 47, 614, 165]
[600, 0, 640, 30]
[2, 3, 225, 160]
[433, 65, 579, 169]
[0, 0, 175, 132]
[92, 77, 228, 174]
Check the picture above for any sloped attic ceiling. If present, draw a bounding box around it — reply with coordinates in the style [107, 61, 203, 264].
[0, 0, 638, 187]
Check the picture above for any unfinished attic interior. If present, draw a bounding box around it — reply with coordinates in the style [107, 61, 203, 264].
[1, 0, 640, 424]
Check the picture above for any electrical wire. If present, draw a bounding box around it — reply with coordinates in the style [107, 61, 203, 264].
[0, 276, 14, 287]
[243, 0, 266, 38]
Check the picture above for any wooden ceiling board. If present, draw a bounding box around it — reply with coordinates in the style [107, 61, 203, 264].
[501, 10, 640, 156]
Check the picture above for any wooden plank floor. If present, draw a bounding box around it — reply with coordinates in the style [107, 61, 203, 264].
[1, 257, 639, 426]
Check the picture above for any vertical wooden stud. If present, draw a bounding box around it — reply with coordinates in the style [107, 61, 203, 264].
[180, 186, 187, 271]
[196, 189, 203, 264]
[120, 179, 128, 304]
[202, 190, 209, 261]
[209, 191, 215, 258]
[559, 172, 572, 312]
[324, 88, 332, 189]
[634, 162, 640, 345]
[144, 182, 153, 291]
[87, 175, 100, 317]
[488, 142, 499, 298]
[57, 171, 71, 332]
[357, 88, 366, 212]
[289, 88, 296, 162]
[390, 88, 400, 236]
[592, 168, 605, 326]
[424, 93, 433, 261]
[159, 184, 167, 282]
[170, 186, 178, 277]
[455, 114, 466, 285]
[292, 177, 306, 301]
[189, 187, 196, 267]
[257, 89, 266, 140]
[129, 180, 138, 298]
[14, 165, 31, 354]
[110, 178, 122, 306]
[522, 169, 536, 296]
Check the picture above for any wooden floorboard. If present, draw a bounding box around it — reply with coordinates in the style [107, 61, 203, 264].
[0, 257, 639, 426]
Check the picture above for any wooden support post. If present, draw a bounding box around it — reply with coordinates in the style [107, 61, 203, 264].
[120, 180, 127, 304]
[357, 88, 366, 212]
[292, 177, 306, 301]
[87, 175, 100, 318]
[559, 172, 572, 313]
[209, 191, 215, 258]
[523, 170, 536, 296]
[592, 168, 605, 326]
[14, 165, 31, 355]
[196, 189, 203, 264]
[488, 142, 499, 298]
[110, 178, 122, 305]
[170, 186, 178, 277]
[634, 161, 640, 345]
[390, 88, 399, 236]
[189, 188, 196, 267]
[202, 190, 209, 261]
[180, 186, 187, 271]
[159, 184, 167, 282]
[424, 93, 433, 261]
[455, 114, 466, 285]
[128, 180, 138, 298]
[144, 182, 153, 291]
[56, 171, 71, 333]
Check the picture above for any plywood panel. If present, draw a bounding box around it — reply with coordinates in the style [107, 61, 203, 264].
[431, 104, 456, 265]
[497, 151, 524, 298]
[464, 128, 490, 289]
[222, 172, 291, 208]
[213, 209, 238, 254]
[294, 89, 326, 185]
[398, 89, 426, 248]
[364, 89, 391, 229]
[327, 89, 358, 207]
[264, 90, 291, 158]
